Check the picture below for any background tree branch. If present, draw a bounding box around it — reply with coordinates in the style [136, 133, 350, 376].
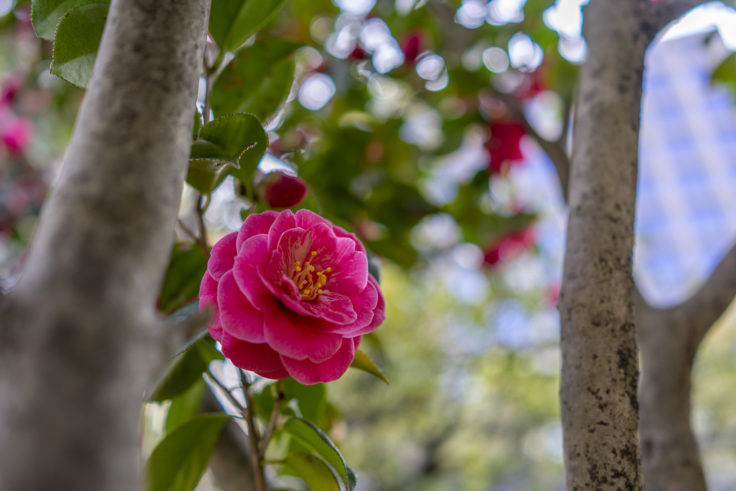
[0, 0, 209, 489]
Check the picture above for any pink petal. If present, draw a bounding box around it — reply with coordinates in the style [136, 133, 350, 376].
[198, 271, 218, 309]
[199, 271, 223, 336]
[209, 318, 223, 340]
[267, 209, 297, 249]
[295, 209, 325, 229]
[332, 237, 356, 263]
[207, 232, 238, 281]
[262, 228, 304, 289]
[303, 223, 338, 269]
[236, 211, 279, 252]
[217, 271, 266, 343]
[281, 337, 359, 384]
[263, 306, 343, 363]
[333, 227, 366, 254]
[296, 209, 366, 254]
[324, 278, 379, 335]
[329, 250, 368, 295]
[275, 287, 357, 325]
[253, 367, 290, 380]
[220, 333, 289, 377]
[363, 275, 386, 332]
[233, 235, 273, 310]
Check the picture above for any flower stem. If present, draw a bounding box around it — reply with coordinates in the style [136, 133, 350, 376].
[241, 371, 268, 491]
[259, 381, 284, 455]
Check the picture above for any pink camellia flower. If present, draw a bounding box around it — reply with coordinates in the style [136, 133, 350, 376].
[401, 30, 425, 65]
[199, 209, 385, 384]
[484, 120, 526, 174]
[256, 171, 308, 209]
[0, 115, 33, 154]
[483, 226, 536, 267]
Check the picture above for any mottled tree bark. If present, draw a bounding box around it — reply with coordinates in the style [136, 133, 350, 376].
[637, 243, 736, 491]
[559, 0, 724, 489]
[0, 0, 209, 489]
[558, 1, 655, 488]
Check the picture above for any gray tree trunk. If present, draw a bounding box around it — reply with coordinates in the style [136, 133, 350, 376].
[558, 0, 654, 488]
[559, 0, 726, 489]
[0, 0, 209, 489]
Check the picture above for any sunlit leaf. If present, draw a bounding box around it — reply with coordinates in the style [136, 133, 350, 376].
[159, 244, 208, 314]
[282, 452, 340, 491]
[282, 379, 327, 423]
[150, 335, 223, 402]
[50, 3, 108, 88]
[31, 0, 108, 40]
[145, 414, 228, 491]
[186, 158, 236, 194]
[211, 39, 299, 122]
[165, 379, 206, 434]
[350, 349, 389, 384]
[209, 0, 287, 53]
[281, 417, 356, 491]
[190, 113, 268, 190]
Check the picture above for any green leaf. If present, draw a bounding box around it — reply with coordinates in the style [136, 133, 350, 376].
[165, 379, 206, 434]
[150, 335, 223, 402]
[193, 107, 203, 137]
[350, 349, 389, 384]
[713, 53, 736, 98]
[191, 113, 268, 188]
[145, 414, 228, 491]
[50, 3, 108, 88]
[186, 158, 236, 194]
[367, 251, 381, 284]
[282, 379, 327, 423]
[159, 244, 208, 314]
[281, 417, 356, 491]
[31, 0, 107, 40]
[282, 452, 340, 491]
[211, 39, 299, 122]
[209, 0, 287, 53]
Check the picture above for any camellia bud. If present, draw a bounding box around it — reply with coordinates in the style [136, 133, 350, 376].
[257, 171, 308, 209]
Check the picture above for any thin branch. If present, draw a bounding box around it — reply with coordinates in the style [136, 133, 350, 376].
[240, 371, 267, 491]
[646, 0, 723, 33]
[195, 194, 210, 256]
[176, 218, 199, 242]
[488, 86, 571, 199]
[652, 241, 736, 344]
[258, 381, 284, 456]
[206, 371, 246, 415]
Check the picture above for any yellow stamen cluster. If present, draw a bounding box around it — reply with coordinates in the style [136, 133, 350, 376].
[293, 251, 332, 300]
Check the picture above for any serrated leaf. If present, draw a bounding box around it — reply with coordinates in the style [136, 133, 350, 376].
[165, 379, 206, 434]
[281, 417, 356, 491]
[191, 113, 267, 188]
[150, 335, 223, 402]
[350, 349, 389, 384]
[145, 414, 228, 491]
[186, 158, 236, 194]
[209, 0, 287, 53]
[159, 244, 208, 314]
[282, 452, 340, 491]
[211, 39, 299, 122]
[50, 3, 108, 88]
[31, 0, 107, 40]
